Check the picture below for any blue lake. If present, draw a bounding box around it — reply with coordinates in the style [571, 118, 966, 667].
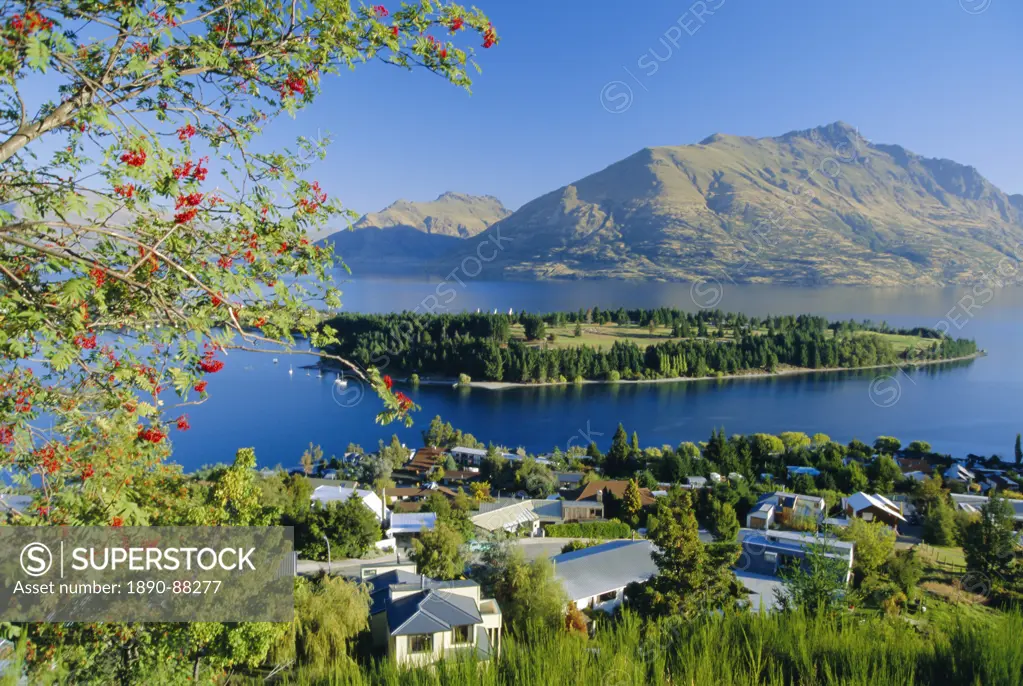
[169, 278, 1023, 471]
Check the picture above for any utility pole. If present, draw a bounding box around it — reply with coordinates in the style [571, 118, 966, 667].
[322, 535, 332, 576]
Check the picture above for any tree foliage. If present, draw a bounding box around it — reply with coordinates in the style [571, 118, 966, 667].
[0, 0, 501, 529]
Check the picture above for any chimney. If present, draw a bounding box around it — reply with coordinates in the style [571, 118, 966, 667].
[420, 575, 425, 590]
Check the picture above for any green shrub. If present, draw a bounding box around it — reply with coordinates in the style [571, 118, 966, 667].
[458, 373, 471, 386]
[409, 373, 420, 386]
[607, 370, 621, 383]
[545, 520, 632, 539]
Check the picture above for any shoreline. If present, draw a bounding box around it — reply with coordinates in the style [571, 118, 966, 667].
[409, 351, 986, 391]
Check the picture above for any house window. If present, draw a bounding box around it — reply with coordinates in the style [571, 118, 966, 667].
[596, 590, 618, 604]
[451, 624, 473, 645]
[362, 570, 377, 579]
[408, 634, 433, 654]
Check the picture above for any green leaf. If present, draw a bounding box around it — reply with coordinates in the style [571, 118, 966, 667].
[26, 37, 50, 71]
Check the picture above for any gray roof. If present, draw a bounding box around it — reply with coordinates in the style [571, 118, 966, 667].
[552, 539, 657, 601]
[471, 500, 539, 532]
[951, 494, 1023, 521]
[387, 589, 482, 636]
[736, 571, 783, 612]
[388, 512, 437, 535]
[555, 472, 584, 483]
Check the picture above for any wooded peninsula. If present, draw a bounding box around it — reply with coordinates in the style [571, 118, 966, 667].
[321, 308, 979, 384]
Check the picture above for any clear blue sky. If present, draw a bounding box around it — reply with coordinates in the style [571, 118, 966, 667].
[269, 0, 1022, 214]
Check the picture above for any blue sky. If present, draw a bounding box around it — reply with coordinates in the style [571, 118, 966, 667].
[269, 0, 1022, 214]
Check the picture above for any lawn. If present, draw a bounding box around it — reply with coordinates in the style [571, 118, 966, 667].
[507, 322, 943, 355]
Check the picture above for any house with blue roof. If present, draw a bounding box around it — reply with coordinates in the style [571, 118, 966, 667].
[356, 562, 502, 667]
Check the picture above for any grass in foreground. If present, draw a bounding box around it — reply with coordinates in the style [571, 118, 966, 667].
[265, 608, 1023, 686]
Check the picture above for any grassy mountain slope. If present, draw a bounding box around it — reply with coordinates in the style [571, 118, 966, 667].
[321, 192, 510, 272]
[451, 123, 1023, 286]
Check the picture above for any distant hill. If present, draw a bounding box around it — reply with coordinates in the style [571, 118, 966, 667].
[329, 123, 1023, 286]
[321, 192, 510, 272]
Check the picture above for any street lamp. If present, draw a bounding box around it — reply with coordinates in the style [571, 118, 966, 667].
[322, 535, 332, 576]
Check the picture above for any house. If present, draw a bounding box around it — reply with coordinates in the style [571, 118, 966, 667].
[441, 470, 481, 487]
[746, 501, 776, 530]
[750, 492, 826, 528]
[786, 466, 821, 478]
[709, 472, 724, 483]
[554, 472, 585, 490]
[310, 485, 390, 522]
[944, 463, 976, 484]
[357, 562, 502, 667]
[685, 476, 709, 489]
[405, 448, 448, 475]
[979, 474, 1019, 493]
[551, 540, 658, 613]
[387, 513, 437, 547]
[903, 471, 930, 483]
[570, 480, 656, 508]
[842, 492, 907, 528]
[384, 484, 457, 506]
[471, 498, 582, 535]
[896, 458, 933, 476]
[450, 446, 487, 467]
[736, 530, 855, 610]
[471, 499, 542, 535]
[951, 493, 1023, 522]
[727, 472, 745, 482]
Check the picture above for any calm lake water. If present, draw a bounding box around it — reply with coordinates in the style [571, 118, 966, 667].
[169, 279, 1023, 472]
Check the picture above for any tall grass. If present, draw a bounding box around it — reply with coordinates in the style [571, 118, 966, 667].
[267, 609, 1023, 686]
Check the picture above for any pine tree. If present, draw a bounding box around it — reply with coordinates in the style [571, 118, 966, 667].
[963, 495, 1018, 578]
[1015, 433, 1022, 466]
[623, 479, 643, 526]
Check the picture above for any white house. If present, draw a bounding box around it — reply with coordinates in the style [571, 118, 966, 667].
[387, 512, 437, 537]
[842, 492, 907, 528]
[943, 463, 976, 484]
[551, 539, 657, 613]
[310, 485, 390, 522]
[359, 562, 502, 667]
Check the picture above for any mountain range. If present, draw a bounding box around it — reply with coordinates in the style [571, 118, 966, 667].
[321, 123, 1023, 286]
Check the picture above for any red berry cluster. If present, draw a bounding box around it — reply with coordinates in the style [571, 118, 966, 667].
[37, 446, 60, 474]
[217, 255, 233, 269]
[177, 123, 197, 141]
[13, 387, 32, 413]
[297, 181, 328, 214]
[137, 426, 166, 443]
[176, 416, 190, 431]
[194, 380, 208, 393]
[126, 41, 150, 57]
[483, 23, 496, 48]
[114, 184, 135, 199]
[172, 157, 208, 181]
[198, 344, 224, 374]
[283, 75, 307, 96]
[425, 35, 447, 59]
[81, 464, 94, 479]
[74, 332, 98, 349]
[0, 426, 13, 446]
[449, 17, 464, 33]
[394, 391, 413, 411]
[147, 10, 178, 27]
[383, 375, 393, 389]
[373, 5, 388, 17]
[90, 266, 106, 287]
[8, 11, 53, 34]
[391, 25, 399, 37]
[111, 516, 124, 527]
[175, 192, 203, 208]
[120, 149, 147, 167]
